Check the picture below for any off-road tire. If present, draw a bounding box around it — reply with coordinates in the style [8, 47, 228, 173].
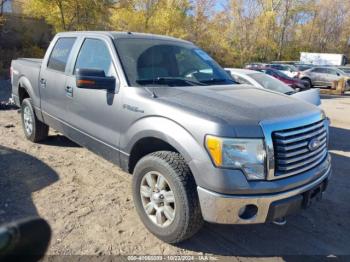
[132, 151, 203, 243]
[21, 98, 49, 142]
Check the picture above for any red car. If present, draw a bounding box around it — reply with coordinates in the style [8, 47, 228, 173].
[249, 67, 309, 91]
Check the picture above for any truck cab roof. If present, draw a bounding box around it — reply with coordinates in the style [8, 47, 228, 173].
[55, 31, 193, 45]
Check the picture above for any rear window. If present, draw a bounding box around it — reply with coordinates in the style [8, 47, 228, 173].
[47, 37, 76, 72]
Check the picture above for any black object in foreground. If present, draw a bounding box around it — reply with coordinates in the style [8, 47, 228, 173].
[0, 217, 51, 262]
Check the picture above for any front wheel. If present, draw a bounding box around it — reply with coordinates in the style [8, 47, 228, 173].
[302, 78, 313, 89]
[21, 98, 49, 142]
[132, 151, 203, 243]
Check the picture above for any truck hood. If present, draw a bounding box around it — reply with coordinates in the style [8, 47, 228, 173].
[150, 85, 320, 135]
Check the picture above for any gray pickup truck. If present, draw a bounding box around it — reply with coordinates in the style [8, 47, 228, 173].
[11, 31, 331, 243]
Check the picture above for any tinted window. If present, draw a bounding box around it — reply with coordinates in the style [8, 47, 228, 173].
[115, 38, 234, 87]
[326, 68, 339, 75]
[75, 38, 115, 76]
[296, 65, 312, 71]
[270, 65, 282, 70]
[272, 64, 291, 71]
[47, 38, 76, 72]
[264, 69, 275, 76]
[312, 68, 327, 73]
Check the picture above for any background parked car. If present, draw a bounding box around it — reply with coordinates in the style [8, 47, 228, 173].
[294, 64, 313, 72]
[334, 66, 350, 75]
[299, 67, 350, 90]
[245, 62, 269, 69]
[268, 64, 300, 78]
[250, 67, 309, 90]
[226, 68, 321, 106]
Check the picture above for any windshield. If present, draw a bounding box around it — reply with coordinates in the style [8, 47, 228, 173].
[114, 38, 235, 87]
[248, 73, 295, 94]
[288, 65, 298, 71]
[338, 68, 350, 74]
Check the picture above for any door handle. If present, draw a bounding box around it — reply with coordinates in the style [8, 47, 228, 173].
[65, 86, 73, 97]
[40, 78, 46, 88]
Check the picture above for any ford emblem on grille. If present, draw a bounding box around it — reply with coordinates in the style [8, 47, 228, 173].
[308, 138, 321, 151]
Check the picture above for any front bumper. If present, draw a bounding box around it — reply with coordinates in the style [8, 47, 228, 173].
[197, 163, 331, 224]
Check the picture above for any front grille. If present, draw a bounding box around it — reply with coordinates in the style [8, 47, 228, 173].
[272, 119, 328, 177]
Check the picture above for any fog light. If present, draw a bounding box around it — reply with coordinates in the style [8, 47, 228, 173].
[238, 204, 258, 220]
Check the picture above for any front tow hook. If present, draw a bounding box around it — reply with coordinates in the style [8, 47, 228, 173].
[273, 217, 287, 226]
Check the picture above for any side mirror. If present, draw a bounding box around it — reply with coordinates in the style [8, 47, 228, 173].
[76, 68, 115, 92]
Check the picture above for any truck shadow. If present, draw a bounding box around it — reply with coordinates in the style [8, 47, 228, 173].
[178, 126, 350, 256]
[0, 145, 59, 224]
[328, 126, 350, 152]
[39, 134, 81, 148]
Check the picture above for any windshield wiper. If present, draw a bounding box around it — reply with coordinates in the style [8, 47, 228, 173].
[201, 78, 234, 84]
[136, 77, 207, 86]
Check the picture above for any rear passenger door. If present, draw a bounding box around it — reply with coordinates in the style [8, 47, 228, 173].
[40, 37, 76, 123]
[309, 68, 325, 86]
[64, 37, 122, 160]
[325, 68, 341, 86]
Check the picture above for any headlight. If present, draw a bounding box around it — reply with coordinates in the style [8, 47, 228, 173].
[205, 135, 266, 180]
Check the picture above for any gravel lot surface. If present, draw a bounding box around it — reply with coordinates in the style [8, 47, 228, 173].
[1, 80, 349, 259]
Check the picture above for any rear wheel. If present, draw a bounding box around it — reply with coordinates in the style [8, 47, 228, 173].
[132, 151, 203, 243]
[21, 98, 49, 142]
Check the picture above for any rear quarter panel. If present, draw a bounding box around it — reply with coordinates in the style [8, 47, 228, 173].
[11, 59, 42, 110]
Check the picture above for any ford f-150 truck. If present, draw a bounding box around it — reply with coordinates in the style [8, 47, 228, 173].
[11, 32, 331, 243]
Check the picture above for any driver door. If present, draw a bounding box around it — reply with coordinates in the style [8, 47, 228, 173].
[64, 37, 122, 162]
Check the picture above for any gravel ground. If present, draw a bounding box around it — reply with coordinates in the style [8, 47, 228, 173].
[1, 81, 349, 259]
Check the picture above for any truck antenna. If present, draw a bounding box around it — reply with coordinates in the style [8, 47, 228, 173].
[143, 87, 157, 98]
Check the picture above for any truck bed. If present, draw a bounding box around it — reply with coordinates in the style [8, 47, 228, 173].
[15, 58, 43, 68]
[11, 58, 43, 108]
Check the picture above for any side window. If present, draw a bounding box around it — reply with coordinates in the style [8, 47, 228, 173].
[265, 70, 274, 76]
[326, 69, 338, 75]
[47, 38, 76, 72]
[313, 68, 329, 73]
[272, 65, 283, 70]
[75, 38, 115, 77]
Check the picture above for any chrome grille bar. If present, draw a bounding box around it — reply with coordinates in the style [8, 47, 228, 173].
[275, 126, 326, 144]
[277, 148, 327, 168]
[277, 137, 327, 158]
[274, 121, 324, 138]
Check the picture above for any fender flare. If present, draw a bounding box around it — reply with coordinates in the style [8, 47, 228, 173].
[18, 76, 35, 102]
[121, 116, 210, 178]
[18, 76, 43, 121]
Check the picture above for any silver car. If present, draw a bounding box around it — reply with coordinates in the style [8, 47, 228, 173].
[299, 67, 350, 89]
[336, 66, 350, 75]
[226, 68, 321, 106]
